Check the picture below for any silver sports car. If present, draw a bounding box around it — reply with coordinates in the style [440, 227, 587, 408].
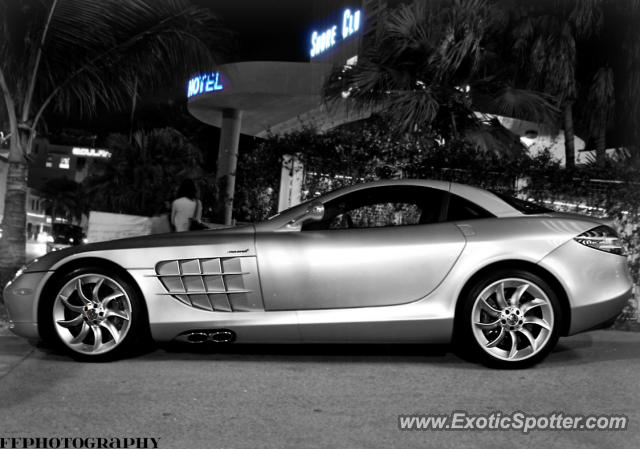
[4, 179, 633, 368]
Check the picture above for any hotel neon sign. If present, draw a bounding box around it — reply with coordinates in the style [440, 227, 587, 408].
[187, 72, 223, 98]
[310, 9, 360, 58]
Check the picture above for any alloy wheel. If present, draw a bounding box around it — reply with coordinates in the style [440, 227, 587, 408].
[53, 274, 132, 356]
[471, 278, 554, 362]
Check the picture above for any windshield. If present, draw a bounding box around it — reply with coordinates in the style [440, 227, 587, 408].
[490, 191, 554, 215]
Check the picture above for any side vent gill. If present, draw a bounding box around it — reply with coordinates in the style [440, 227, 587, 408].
[154, 257, 254, 312]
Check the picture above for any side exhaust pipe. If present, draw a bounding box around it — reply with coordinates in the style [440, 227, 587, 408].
[209, 330, 235, 343]
[185, 333, 209, 343]
[175, 330, 237, 344]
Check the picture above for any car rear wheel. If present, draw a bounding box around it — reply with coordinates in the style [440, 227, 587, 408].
[459, 270, 562, 369]
[46, 267, 142, 361]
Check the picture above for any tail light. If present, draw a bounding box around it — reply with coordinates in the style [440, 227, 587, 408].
[574, 226, 623, 255]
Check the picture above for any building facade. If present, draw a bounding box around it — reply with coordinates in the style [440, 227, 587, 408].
[0, 136, 110, 240]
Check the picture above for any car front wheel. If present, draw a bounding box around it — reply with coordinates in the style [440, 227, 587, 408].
[459, 270, 562, 369]
[46, 267, 143, 361]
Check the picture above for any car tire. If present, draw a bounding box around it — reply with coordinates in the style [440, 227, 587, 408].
[457, 270, 562, 369]
[42, 267, 143, 361]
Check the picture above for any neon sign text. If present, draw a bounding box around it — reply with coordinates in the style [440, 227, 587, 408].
[72, 148, 111, 158]
[311, 26, 337, 57]
[342, 9, 360, 39]
[311, 9, 360, 58]
[187, 72, 223, 98]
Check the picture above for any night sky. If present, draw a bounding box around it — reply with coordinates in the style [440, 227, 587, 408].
[49, 0, 320, 140]
[197, 0, 316, 63]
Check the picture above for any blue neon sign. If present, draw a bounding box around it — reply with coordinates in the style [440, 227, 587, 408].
[310, 9, 360, 58]
[342, 9, 360, 39]
[187, 72, 223, 98]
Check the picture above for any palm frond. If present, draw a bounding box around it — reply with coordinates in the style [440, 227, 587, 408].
[466, 117, 528, 158]
[431, 0, 505, 81]
[510, 16, 536, 59]
[527, 18, 577, 101]
[3, 0, 232, 125]
[491, 86, 560, 128]
[586, 66, 615, 135]
[569, 0, 603, 39]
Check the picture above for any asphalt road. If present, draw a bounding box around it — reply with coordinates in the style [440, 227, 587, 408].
[0, 330, 638, 449]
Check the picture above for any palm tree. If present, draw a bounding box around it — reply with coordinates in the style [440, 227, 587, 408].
[0, 0, 230, 292]
[507, 0, 640, 167]
[323, 0, 559, 157]
[509, 11, 578, 167]
[574, 0, 640, 166]
[83, 128, 216, 217]
[583, 66, 615, 165]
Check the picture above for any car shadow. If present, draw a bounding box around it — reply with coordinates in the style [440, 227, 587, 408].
[158, 341, 459, 362]
[155, 330, 640, 368]
[29, 330, 640, 369]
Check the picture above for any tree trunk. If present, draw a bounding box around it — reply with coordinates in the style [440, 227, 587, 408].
[595, 123, 607, 167]
[0, 162, 28, 302]
[563, 101, 576, 169]
[129, 76, 138, 142]
[0, 122, 31, 304]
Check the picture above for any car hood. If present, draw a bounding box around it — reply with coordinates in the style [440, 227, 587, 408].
[25, 225, 257, 273]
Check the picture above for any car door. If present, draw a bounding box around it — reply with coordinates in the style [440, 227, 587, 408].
[256, 185, 467, 311]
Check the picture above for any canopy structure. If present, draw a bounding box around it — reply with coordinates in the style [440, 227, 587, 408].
[187, 61, 368, 224]
[187, 61, 367, 136]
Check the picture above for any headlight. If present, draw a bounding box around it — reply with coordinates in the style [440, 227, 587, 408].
[574, 226, 623, 255]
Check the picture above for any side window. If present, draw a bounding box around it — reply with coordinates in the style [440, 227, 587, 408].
[302, 185, 445, 231]
[327, 202, 421, 229]
[446, 194, 494, 222]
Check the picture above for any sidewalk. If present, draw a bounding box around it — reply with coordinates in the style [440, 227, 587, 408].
[0, 300, 36, 376]
[0, 301, 11, 336]
[0, 334, 35, 377]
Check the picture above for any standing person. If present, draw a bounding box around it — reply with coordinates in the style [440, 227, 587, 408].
[171, 179, 202, 232]
[151, 200, 173, 234]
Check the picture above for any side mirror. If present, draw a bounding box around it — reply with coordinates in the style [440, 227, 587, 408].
[285, 201, 325, 230]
